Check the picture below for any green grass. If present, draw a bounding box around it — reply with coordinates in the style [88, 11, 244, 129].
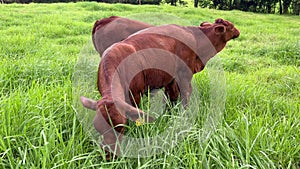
[0, 2, 299, 168]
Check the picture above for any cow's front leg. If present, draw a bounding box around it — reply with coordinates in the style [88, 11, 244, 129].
[177, 81, 192, 108]
[129, 90, 141, 107]
[164, 79, 180, 108]
[176, 66, 193, 108]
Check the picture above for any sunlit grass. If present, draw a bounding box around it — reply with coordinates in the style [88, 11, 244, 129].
[0, 2, 299, 168]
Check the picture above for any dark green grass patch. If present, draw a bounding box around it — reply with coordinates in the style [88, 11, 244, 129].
[0, 2, 299, 168]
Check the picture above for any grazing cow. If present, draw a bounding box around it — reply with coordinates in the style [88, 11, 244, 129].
[92, 16, 151, 56]
[81, 18, 240, 159]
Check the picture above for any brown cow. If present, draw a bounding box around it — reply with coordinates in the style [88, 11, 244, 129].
[81, 18, 240, 159]
[92, 16, 179, 105]
[92, 16, 151, 56]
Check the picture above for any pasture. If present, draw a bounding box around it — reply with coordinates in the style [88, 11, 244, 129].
[0, 2, 299, 168]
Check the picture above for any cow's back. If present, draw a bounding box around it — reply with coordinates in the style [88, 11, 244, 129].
[92, 17, 151, 56]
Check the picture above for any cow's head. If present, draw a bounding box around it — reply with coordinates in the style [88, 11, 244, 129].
[80, 96, 132, 160]
[200, 18, 240, 41]
[214, 18, 240, 41]
[200, 18, 240, 52]
[80, 96, 126, 133]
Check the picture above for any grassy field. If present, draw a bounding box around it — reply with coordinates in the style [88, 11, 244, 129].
[0, 2, 299, 168]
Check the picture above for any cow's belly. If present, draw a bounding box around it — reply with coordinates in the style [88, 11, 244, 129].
[128, 69, 174, 104]
[143, 69, 174, 90]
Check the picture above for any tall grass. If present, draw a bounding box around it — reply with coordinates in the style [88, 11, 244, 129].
[0, 2, 299, 168]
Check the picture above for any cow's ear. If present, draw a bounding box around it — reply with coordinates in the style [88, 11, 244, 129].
[80, 96, 97, 110]
[214, 25, 226, 35]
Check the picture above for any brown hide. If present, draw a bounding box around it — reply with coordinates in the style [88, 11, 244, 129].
[82, 18, 240, 159]
[92, 16, 152, 56]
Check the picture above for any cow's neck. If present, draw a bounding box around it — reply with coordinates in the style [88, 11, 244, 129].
[199, 27, 227, 53]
